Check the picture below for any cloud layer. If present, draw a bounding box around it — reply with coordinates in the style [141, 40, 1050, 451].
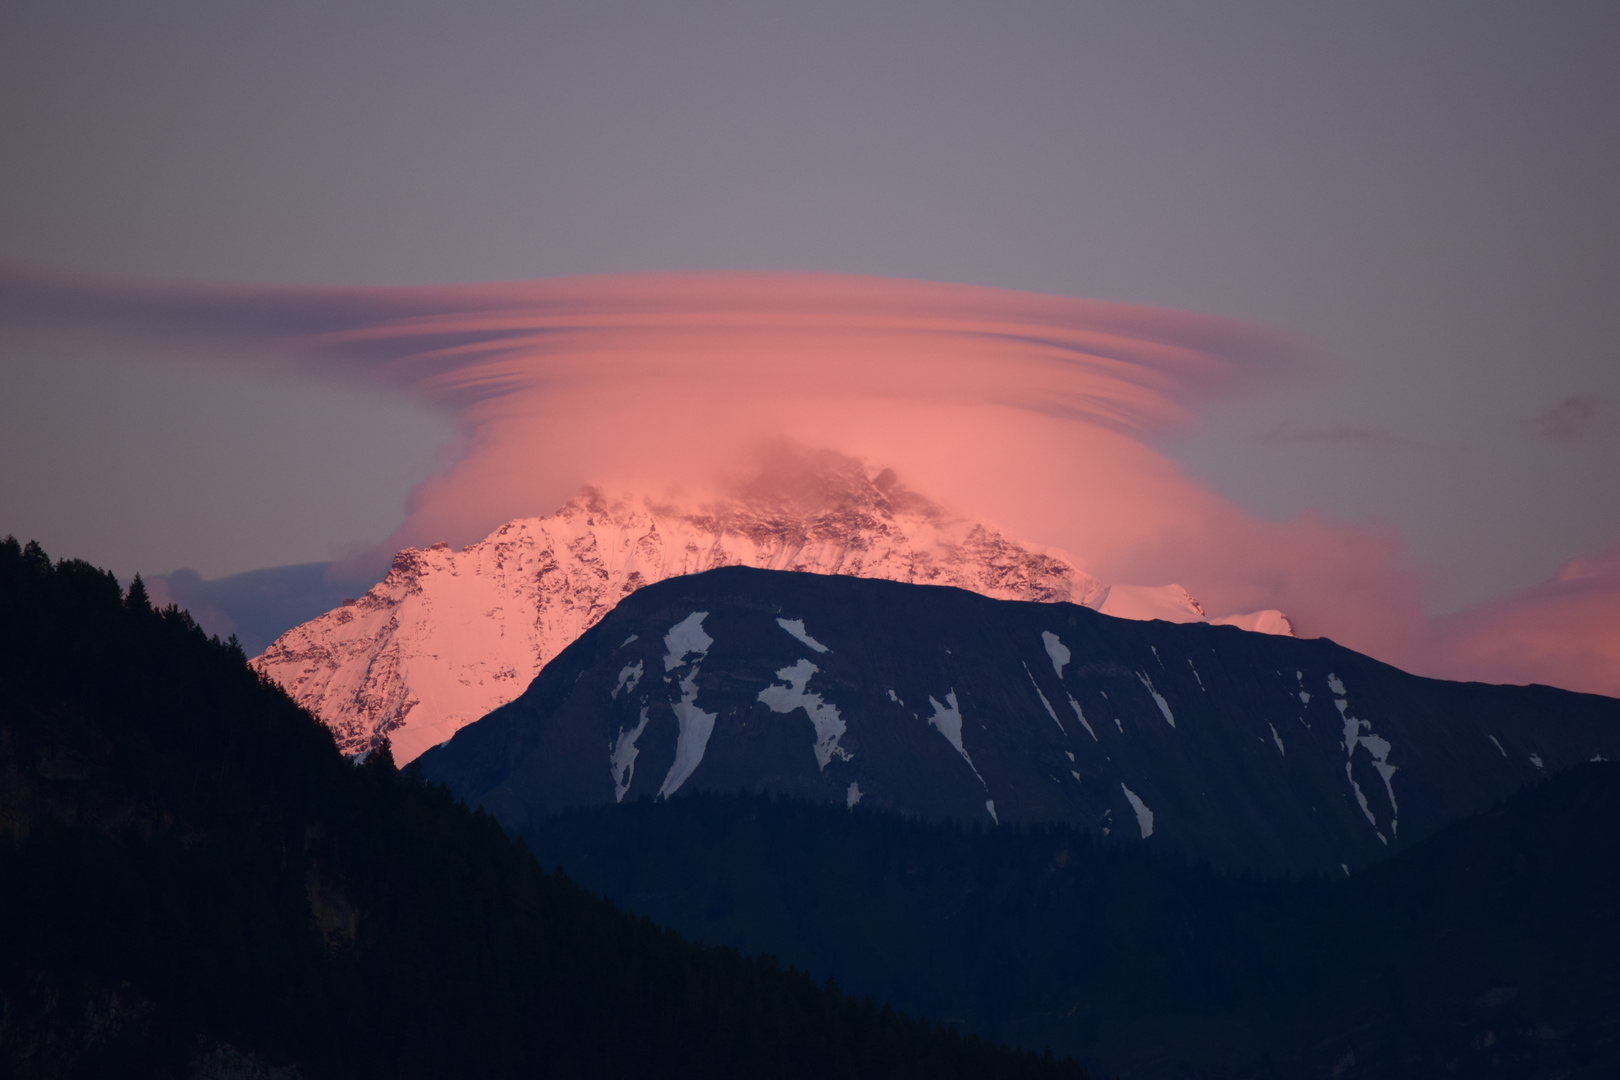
[4, 263, 1615, 697]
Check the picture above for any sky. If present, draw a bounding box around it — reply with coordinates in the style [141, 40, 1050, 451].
[1, 2, 1617, 692]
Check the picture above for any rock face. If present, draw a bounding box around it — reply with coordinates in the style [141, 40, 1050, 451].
[417, 566, 1620, 877]
[254, 465, 1288, 763]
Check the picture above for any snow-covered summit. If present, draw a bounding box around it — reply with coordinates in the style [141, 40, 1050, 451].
[253, 461, 1290, 763]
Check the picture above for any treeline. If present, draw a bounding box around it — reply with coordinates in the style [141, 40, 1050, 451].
[0, 538, 1086, 1080]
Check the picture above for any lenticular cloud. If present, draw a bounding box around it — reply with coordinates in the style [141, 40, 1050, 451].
[4, 264, 1615, 697]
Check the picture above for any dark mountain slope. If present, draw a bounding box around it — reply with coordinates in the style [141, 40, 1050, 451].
[525, 765, 1620, 1078]
[0, 538, 1084, 1080]
[419, 566, 1620, 876]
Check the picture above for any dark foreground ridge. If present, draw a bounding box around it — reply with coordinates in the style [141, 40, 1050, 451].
[0, 538, 1086, 1080]
[527, 773, 1620, 1078]
[420, 565, 1620, 877]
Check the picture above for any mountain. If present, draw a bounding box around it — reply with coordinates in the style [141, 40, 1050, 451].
[0, 537, 1085, 1080]
[252, 461, 1290, 764]
[146, 560, 376, 657]
[417, 565, 1620, 877]
[524, 770, 1620, 1078]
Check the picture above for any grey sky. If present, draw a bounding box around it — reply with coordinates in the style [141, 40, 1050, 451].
[2, 1, 1616, 610]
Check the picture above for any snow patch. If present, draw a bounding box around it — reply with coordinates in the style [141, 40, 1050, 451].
[757, 658, 851, 769]
[1121, 783, 1155, 838]
[612, 660, 644, 699]
[1067, 695, 1098, 741]
[1530, 753, 1544, 770]
[1488, 735, 1506, 757]
[776, 617, 830, 654]
[620, 634, 638, 647]
[846, 781, 863, 808]
[1298, 691, 1311, 704]
[1327, 673, 1346, 696]
[1137, 673, 1175, 727]
[1114, 717, 1124, 733]
[1065, 751, 1075, 762]
[663, 612, 713, 672]
[610, 707, 652, 803]
[984, 800, 998, 824]
[1023, 663, 1065, 734]
[1269, 723, 1285, 757]
[927, 690, 985, 786]
[1188, 659, 1204, 689]
[1340, 701, 1400, 836]
[1041, 631, 1070, 678]
[656, 612, 717, 797]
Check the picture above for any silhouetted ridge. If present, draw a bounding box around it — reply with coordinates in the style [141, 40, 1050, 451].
[0, 537, 1086, 1080]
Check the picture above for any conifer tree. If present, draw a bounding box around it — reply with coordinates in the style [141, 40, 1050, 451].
[125, 572, 151, 613]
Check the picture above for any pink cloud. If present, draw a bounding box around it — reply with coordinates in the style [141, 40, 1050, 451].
[1421, 544, 1620, 699]
[3, 262, 1614, 698]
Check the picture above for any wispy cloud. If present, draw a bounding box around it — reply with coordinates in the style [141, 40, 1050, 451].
[1524, 394, 1606, 442]
[1257, 425, 1424, 447]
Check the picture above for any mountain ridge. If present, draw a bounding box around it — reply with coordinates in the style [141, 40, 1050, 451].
[418, 565, 1620, 877]
[255, 462, 1289, 762]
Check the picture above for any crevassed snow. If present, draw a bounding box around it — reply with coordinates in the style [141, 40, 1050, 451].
[1269, 723, 1285, 757]
[776, 617, 830, 654]
[1488, 735, 1506, 757]
[612, 660, 644, 699]
[1023, 663, 1066, 733]
[846, 781, 863, 808]
[610, 707, 652, 803]
[1041, 631, 1071, 678]
[1530, 753, 1545, 769]
[1137, 673, 1175, 727]
[1327, 673, 1347, 696]
[1188, 659, 1205, 689]
[1066, 695, 1098, 741]
[1121, 783, 1155, 838]
[663, 612, 713, 672]
[985, 800, 998, 824]
[757, 658, 852, 769]
[927, 690, 985, 786]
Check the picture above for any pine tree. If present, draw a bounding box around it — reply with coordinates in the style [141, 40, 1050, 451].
[125, 573, 151, 613]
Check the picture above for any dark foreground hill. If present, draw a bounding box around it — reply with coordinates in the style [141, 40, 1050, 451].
[0, 538, 1084, 1080]
[526, 771, 1620, 1078]
[419, 566, 1620, 877]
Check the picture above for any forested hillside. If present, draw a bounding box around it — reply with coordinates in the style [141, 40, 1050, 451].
[0, 538, 1085, 1080]
[526, 764, 1620, 1076]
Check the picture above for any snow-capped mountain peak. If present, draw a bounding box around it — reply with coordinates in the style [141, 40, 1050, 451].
[253, 466, 1289, 763]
